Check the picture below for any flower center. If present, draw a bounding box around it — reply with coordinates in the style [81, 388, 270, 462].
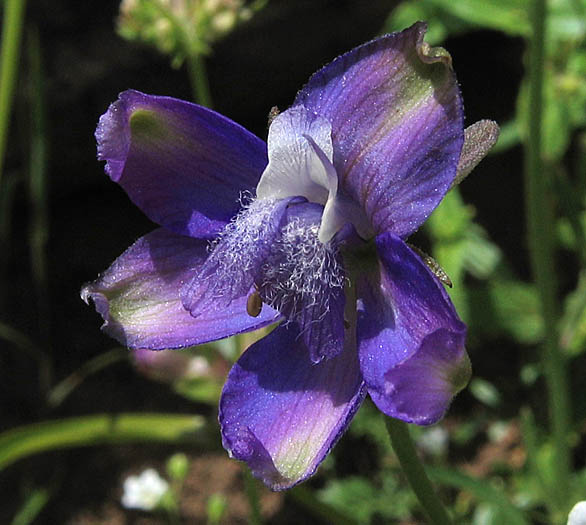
[258, 207, 345, 325]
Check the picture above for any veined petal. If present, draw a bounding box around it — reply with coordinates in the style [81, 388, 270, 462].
[219, 323, 366, 490]
[357, 232, 468, 424]
[81, 228, 280, 350]
[383, 328, 471, 425]
[256, 107, 334, 204]
[294, 22, 464, 238]
[96, 90, 267, 238]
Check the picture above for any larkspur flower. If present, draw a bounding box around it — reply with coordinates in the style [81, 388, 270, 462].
[82, 22, 499, 490]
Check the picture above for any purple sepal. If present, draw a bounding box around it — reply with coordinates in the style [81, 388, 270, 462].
[95, 90, 268, 238]
[357, 232, 467, 423]
[300, 288, 345, 363]
[381, 328, 471, 425]
[294, 22, 464, 238]
[219, 323, 366, 490]
[81, 228, 280, 349]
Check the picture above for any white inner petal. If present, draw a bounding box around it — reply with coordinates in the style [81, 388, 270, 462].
[256, 106, 372, 242]
[256, 107, 334, 205]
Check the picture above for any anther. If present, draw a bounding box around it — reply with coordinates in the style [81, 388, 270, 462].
[246, 289, 263, 317]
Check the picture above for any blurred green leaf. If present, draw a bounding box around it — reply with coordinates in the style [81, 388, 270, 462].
[468, 280, 543, 344]
[289, 485, 359, 525]
[428, 189, 474, 241]
[560, 271, 586, 355]
[385, 0, 531, 37]
[426, 0, 531, 36]
[11, 487, 51, 525]
[349, 399, 392, 453]
[0, 414, 211, 471]
[427, 466, 530, 525]
[166, 452, 189, 481]
[383, 1, 470, 44]
[470, 378, 502, 408]
[206, 493, 228, 525]
[518, 73, 571, 162]
[173, 376, 222, 405]
[319, 475, 413, 524]
[548, 0, 586, 42]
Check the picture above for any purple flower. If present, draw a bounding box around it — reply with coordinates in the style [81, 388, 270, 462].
[82, 23, 498, 490]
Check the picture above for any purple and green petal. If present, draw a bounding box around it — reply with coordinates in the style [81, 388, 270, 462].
[357, 232, 468, 424]
[294, 22, 464, 238]
[219, 323, 366, 490]
[96, 90, 268, 238]
[382, 328, 471, 425]
[81, 228, 280, 350]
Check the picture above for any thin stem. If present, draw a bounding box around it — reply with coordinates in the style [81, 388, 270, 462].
[385, 417, 453, 525]
[27, 26, 50, 340]
[0, 0, 27, 185]
[187, 53, 213, 108]
[523, 0, 571, 514]
[46, 348, 129, 408]
[0, 320, 51, 396]
[242, 467, 262, 525]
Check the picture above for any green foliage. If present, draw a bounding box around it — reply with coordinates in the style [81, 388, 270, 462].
[319, 475, 414, 524]
[385, 0, 530, 39]
[11, 487, 51, 525]
[206, 493, 228, 525]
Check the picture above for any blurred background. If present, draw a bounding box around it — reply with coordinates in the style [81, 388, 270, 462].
[0, 0, 584, 523]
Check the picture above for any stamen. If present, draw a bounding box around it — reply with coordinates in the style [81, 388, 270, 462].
[259, 215, 345, 329]
[183, 198, 283, 314]
[246, 290, 263, 317]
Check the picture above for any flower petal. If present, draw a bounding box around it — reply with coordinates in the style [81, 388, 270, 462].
[81, 228, 280, 349]
[219, 323, 366, 490]
[256, 107, 372, 242]
[181, 197, 293, 317]
[382, 328, 471, 425]
[294, 22, 464, 238]
[357, 232, 468, 424]
[256, 107, 334, 204]
[258, 202, 346, 362]
[96, 90, 267, 238]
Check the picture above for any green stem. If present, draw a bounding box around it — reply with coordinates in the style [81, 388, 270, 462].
[187, 53, 213, 108]
[242, 467, 262, 525]
[27, 26, 51, 346]
[0, 413, 211, 471]
[0, 320, 51, 396]
[524, 0, 570, 513]
[46, 348, 128, 408]
[385, 417, 453, 525]
[0, 0, 27, 186]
